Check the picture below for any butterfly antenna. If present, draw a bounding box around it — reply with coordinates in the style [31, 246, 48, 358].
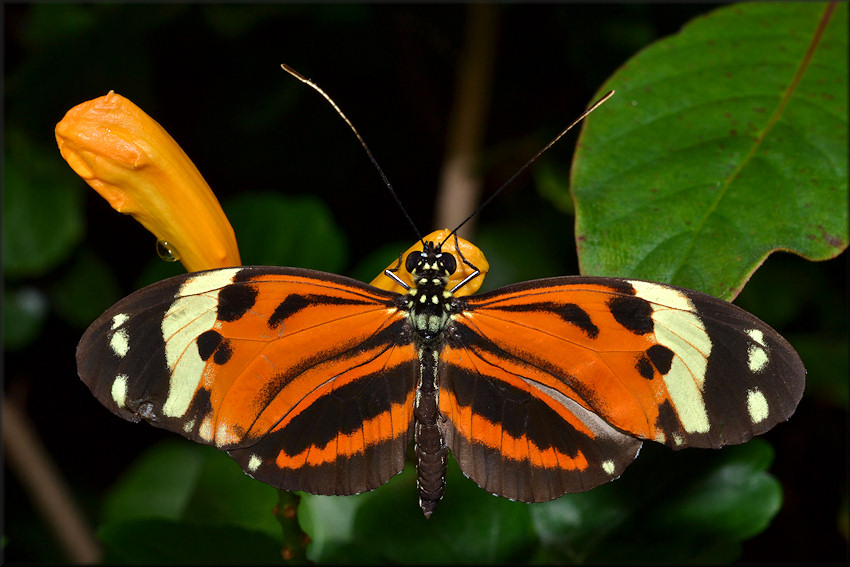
[443, 89, 616, 246]
[281, 64, 423, 242]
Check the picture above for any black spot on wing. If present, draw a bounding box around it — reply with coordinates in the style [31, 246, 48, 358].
[646, 344, 674, 374]
[217, 284, 258, 322]
[636, 355, 655, 380]
[196, 330, 234, 365]
[608, 295, 654, 335]
[213, 339, 233, 365]
[197, 330, 224, 361]
[654, 399, 687, 448]
[183, 388, 213, 433]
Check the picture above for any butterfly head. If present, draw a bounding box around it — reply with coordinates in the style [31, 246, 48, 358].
[405, 241, 457, 291]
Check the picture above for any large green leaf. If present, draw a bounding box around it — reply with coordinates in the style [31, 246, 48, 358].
[570, 2, 847, 299]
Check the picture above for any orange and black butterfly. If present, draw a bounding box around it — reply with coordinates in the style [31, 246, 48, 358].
[76, 69, 805, 517]
[76, 228, 805, 517]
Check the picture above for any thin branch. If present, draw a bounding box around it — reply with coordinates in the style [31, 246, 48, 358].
[3, 395, 102, 563]
[434, 4, 501, 238]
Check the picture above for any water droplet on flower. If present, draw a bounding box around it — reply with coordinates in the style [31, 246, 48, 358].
[156, 239, 180, 262]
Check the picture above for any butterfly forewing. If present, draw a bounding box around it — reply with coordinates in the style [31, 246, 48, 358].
[76, 266, 417, 495]
[451, 276, 805, 452]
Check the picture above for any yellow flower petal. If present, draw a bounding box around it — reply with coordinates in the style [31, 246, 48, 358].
[370, 229, 489, 297]
[55, 91, 240, 272]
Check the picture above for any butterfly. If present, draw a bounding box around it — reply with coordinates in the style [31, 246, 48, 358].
[76, 228, 805, 517]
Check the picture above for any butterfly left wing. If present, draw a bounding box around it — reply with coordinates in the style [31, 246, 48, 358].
[440, 276, 805, 502]
[76, 266, 417, 495]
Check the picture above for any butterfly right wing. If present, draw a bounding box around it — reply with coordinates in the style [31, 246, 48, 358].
[76, 266, 417, 495]
[438, 276, 804, 503]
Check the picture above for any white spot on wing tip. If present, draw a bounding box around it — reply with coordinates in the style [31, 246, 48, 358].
[602, 460, 616, 475]
[747, 388, 769, 424]
[248, 454, 262, 472]
[199, 417, 214, 442]
[747, 344, 769, 373]
[109, 328, 130, 358]
[215, 422, 240, 448]
[746, 328, 766, 346]
[111, 375, 128, 408]
[111, 313, 130, 330]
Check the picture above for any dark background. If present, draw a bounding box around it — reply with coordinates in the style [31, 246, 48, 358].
[4, 4, 847, 563]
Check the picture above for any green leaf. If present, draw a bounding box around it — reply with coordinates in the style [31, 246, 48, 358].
[570, 2, 848, 298]
[3, 130, 85, 280]
[223, 192, 348, 272]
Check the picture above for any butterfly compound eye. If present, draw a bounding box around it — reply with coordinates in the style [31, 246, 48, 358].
[439, 253, 457, 275]
[405, 251, 422, 274]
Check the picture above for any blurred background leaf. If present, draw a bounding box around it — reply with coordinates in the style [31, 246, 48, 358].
[93, 441, 282, 563]
[3, 130, 84, 280]
[4, 2, 846, 564]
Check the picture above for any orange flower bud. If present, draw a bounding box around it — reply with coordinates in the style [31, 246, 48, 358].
[55, 91, 240, 272]
[370, 229, 489, 297]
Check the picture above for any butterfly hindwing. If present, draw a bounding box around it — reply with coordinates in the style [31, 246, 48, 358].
[445, 276, 805, 471]
[439, 349, 643, 501]
[76, 266, 417, 495]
